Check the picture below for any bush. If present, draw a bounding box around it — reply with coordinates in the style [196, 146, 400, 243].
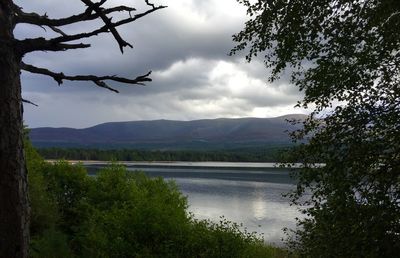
[79, 164, 190, 257]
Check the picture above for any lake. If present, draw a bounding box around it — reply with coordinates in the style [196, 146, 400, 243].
[83, 161, 300, 245]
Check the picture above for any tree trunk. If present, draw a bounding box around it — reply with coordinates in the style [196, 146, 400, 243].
[0, 1, 30, 257]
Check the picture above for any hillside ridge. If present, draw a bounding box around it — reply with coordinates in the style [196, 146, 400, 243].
[30, 114, 306, 150]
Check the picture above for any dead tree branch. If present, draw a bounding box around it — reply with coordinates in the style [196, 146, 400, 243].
[14, 5, 136, 27]
[80, 0, 131, 53]
[15, 1, 166, 55]
[51, 4, 165, 44]
[48, 26, 68, 37]
[21, 62, 152, 93]
[21, 98, 38, 107]
[13, 0, 165, 94]
[16, 37, 90, 54]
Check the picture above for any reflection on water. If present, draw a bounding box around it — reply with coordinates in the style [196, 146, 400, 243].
[253, 187, 267, 221]
[171, 177, 299, 245]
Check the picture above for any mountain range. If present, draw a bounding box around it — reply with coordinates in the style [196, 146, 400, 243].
[29, 114, 306, 150]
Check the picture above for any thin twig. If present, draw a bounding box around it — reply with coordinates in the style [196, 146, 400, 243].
[22, 98, 39, 107]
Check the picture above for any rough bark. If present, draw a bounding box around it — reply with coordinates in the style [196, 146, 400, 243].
[0, 0, 30, 257]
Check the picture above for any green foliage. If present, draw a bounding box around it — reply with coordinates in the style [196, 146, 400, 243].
[26, 140, 291, 257]
[183, 217, 286, 258]
[40, 161, 90, 239]
[30, 228, 72, 258]
[25, 134, 70, 256]
[79, 164, 190, 257]
[26, 140, 57, 236]
[233, 0, 400, 257]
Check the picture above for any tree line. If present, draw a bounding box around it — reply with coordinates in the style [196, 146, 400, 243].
[37, 146, 290, 162]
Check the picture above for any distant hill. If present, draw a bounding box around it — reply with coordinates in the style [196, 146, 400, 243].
[29, 114, 307, 150]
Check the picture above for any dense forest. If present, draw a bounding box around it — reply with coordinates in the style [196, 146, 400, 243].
[37, 146, 291, 162]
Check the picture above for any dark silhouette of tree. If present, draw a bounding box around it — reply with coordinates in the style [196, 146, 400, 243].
[0, 1, 165, 257]
[232, 0, 400, 256]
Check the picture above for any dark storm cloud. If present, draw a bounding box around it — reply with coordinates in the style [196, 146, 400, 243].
[18, 0, 305, 128]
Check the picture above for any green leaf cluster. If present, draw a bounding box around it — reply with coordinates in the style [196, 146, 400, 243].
[233, 0, 400, 257]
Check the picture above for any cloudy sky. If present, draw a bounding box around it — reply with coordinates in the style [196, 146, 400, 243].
[16, 0, 306, 128]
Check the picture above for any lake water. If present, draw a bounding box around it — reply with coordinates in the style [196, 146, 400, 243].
[84, 162, 300, 245]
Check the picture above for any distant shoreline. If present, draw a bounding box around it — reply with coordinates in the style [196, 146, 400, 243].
[46, 160, 315, 169]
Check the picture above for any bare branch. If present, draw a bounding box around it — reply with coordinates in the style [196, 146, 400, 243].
[22, 99, 38, 107]
[16, 37, 90, 54]
[20, 62, 152, 93]
[14, 4, 136, 27]
[145, 0, 156, 9]
[48, 26, 68, 37]
[49, 5, 166, 45]
[33, 23, 68, 37]
[80, 0, 131, 53]
[16, 3, 166, 55]
[84, 0, 107, 15]
[112, 5, 167, 28]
